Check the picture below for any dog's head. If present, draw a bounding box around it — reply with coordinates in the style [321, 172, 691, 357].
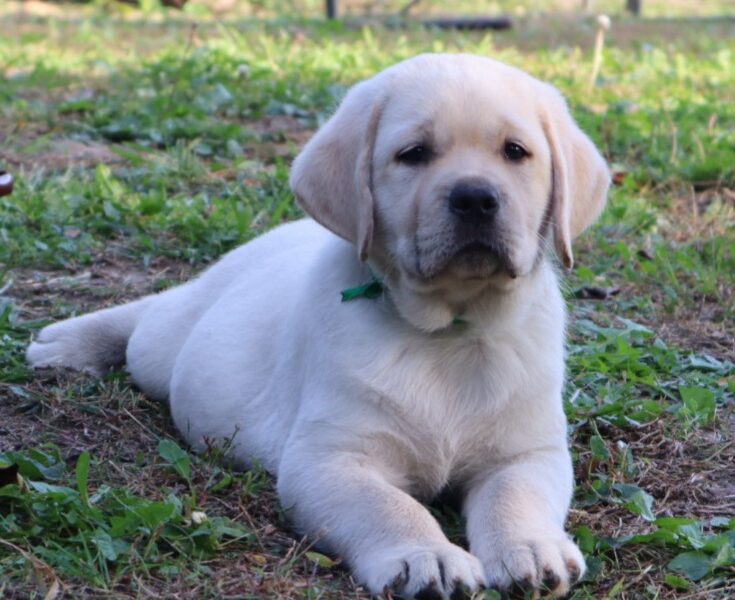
[291, 54, 609, 326]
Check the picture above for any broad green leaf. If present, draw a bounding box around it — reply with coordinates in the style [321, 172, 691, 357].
[686, 354, 733, 374]
[575, 525, 598, 554]
[136, 501, 178, 529]
[678, 387, 716, 425]
[668, 551, 712, 581]
[10, 449, 65, 481]
[678, 523, 706, 549]
[208, 517, 250, 540]
[208, 472, 233, 492]
[619, 528, 677, 546]
[93, 529, 118, 561]
[615, 484, 656, 522]
[0, 484, 24, 499]
[626, 490, 656, 522]
[158, 439, 192, 480]
[27, 480, 79, 501]
[711, 539, 733, 567]
[617, 318, 654, 337]
[90, 484, 112, 505]
[590, 435, 610, 460]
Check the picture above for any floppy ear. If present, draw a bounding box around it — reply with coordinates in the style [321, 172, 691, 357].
[289, 80, 384, 261]
[540, 86, 610, 270]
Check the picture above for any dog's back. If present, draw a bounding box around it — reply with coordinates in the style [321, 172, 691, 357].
[26, 219, 330, 402]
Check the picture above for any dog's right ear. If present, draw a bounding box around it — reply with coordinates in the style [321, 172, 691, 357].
[290, 80, 384, 261]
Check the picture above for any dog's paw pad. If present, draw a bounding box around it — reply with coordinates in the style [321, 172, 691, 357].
[542, 566, 561, 590]
[414, 582, 444, 600]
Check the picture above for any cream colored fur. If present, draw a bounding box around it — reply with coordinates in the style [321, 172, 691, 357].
[27, 54, 609, 598]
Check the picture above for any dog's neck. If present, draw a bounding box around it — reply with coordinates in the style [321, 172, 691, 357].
[366, 257, 546, 333]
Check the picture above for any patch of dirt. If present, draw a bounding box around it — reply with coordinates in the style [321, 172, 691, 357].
[245, 115, 314, 163]
[574, 418, 735, 529]
[648, 311, 735, 363]
[1, 250, 195, 458]
[0, 119, 51, 152]
[574, 184, 735, 362]
[622, 419, 733, 518]
[0, 139, 125, 170]
[639, 178, 734, 362]
[247, 115, 310, 138]
[571, 416, 735, 599]
[6, 243, 196, 321]
[664, 186, 735, 242]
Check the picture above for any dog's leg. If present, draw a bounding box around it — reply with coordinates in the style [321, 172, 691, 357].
[26, 297, 153, 375]
[463, 449, 585, 596]
[278, 451, 486, 599]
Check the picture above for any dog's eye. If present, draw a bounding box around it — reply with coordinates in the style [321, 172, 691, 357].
[504, 141, 529, 162]
[396, 144, 431, 165]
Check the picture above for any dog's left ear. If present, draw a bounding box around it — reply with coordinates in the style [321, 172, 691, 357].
[290, 80, 384, 261]
[540, 85, 610, 270]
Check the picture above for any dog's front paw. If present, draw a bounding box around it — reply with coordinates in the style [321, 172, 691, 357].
[482, 535, 585, 597]
[358, 542, 486, 599]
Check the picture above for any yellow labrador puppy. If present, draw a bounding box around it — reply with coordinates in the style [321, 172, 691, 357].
[27, 54, 609, 598]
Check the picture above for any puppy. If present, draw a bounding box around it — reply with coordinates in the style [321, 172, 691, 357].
[27, 54, 609, 598]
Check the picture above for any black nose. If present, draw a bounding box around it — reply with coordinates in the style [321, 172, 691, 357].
[448, 182, 499, 222]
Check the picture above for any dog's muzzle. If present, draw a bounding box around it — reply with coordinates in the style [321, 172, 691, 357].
[447, 180, 514, 276]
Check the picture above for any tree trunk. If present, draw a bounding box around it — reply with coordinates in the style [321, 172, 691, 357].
[326, 0, 337, 19]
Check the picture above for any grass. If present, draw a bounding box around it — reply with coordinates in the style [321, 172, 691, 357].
[1, 1, 734, 598]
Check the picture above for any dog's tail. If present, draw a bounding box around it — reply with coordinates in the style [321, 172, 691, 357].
[26, 296, 154, 376]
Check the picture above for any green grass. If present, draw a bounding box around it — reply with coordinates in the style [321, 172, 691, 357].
[0, 443, 253, 588]
[1, 2, 734, 598]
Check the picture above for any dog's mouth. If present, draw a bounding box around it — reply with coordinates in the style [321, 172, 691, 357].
[455, 240, 502, 257]
[450, 240, 516, 278]
[414, 236, 517, 280]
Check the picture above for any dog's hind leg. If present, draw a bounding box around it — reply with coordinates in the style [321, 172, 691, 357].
[26, 296, 154, 376]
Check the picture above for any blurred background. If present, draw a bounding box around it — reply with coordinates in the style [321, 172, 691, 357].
[7, 0, 734, 17]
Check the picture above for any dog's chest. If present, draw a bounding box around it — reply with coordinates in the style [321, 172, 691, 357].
[354, 328, 540, 492]
[367, 327, 528, 408]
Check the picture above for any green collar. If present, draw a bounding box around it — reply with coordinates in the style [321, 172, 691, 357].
[340, 278, 385, 302]
[341, 277, 468, 327]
